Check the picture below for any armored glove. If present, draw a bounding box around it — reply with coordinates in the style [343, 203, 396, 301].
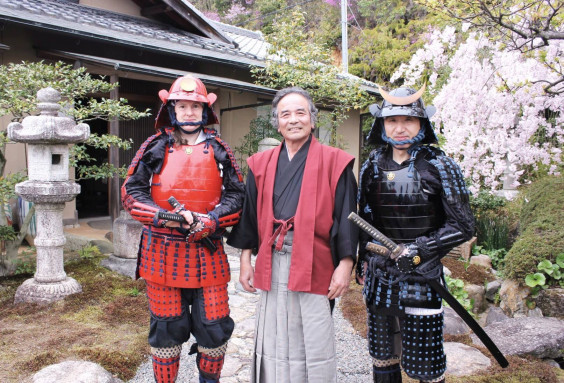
[129, 202, 168, 227]
[186, 213, 217, 243]
[365, 242, 421, 273]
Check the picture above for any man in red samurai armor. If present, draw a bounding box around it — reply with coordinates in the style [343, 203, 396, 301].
[122, 74, 245, 383]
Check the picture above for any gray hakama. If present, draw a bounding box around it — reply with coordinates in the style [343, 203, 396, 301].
[252, 232, 337, 383]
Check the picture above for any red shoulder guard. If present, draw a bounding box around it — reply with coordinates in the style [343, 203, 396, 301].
[121, 130, 165, 212]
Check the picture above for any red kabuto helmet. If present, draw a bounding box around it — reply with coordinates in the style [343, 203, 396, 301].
[155, 75, 219, 129]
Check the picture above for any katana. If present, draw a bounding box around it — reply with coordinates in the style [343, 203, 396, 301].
[348, 212, 509, 368]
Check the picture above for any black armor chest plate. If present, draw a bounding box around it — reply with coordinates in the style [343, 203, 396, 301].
[365, 164, 443, 243]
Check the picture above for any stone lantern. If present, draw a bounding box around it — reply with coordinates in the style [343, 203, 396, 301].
[258, 137, 281, 152]
[8, 87, 89, 304]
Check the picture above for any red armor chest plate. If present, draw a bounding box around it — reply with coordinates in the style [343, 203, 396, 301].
[151, 142, 222, 213]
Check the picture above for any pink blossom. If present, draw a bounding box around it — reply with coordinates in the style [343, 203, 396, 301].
[392, 28, 564, 193]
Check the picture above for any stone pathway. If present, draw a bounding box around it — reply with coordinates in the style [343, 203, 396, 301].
[128, 244, 372, 383]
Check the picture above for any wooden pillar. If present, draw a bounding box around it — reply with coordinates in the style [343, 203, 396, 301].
[109, 74, 120, 226]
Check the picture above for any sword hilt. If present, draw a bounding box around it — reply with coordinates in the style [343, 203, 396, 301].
[348, 212, 404, 259]
[156, 211, 186, 223]
[164, 196, 217, 252]
[365, 242, 391, 257]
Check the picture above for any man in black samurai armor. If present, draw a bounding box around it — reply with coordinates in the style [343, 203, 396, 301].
[357, 85, 475, 383]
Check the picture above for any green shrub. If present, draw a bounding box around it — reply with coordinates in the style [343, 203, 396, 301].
[444, 275, 474, 313]
[78, 244, 102, 259]
[470, 191, 517, 251]
[503, 175, 564, 281]
[470, 191, 507, 213]
[524, 254, 564, 295]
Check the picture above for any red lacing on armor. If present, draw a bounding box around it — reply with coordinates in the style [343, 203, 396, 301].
[145, 280, 183, 318]
[213, 134, 243, 182]
[121, 131, 164, 210]
[218, 211, 241, 228]
[126, 131, 163, 176]
[198, 352, 224, 380]
[202, 284, 230, 321]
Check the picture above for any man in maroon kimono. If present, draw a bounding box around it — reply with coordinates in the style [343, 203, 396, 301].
[227, 87, 359, 382]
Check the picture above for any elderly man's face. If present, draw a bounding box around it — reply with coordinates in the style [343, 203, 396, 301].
[277, 93, 313, 147]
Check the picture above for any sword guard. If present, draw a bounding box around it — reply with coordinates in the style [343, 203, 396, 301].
[396, 246, 421, 273]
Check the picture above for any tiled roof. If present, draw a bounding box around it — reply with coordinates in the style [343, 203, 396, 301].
[0, 0, 379, 93]
[211, 21, 268, 59]
[0, 0, 265, 66]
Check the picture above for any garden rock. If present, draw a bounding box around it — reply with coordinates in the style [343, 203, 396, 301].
[485, 279, 502, 302]
[31, 360, 123, 383]
[534, 288, 564, 318]
[112, 210, 143, 259]
[466, 284, 487, 314]
[446, 237, 476, 261]
[443, 306, 470, 335]
[101, 254, 137, 279]
[443, 265, 451, 277]
[527, 307, 543, 317]
[499, 279, 530, 317]
[470, 317, 564, 359]
[485, 306, 509, 325]
[444, 342, 491, 375]
[470, 254, 492, 269]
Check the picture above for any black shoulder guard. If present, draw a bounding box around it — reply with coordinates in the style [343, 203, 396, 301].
[428, 153, 471, 204]
[205, 128, 243, 183]
[358, 146, 385, 202]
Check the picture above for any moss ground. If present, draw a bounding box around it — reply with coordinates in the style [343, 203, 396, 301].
[503, 175, 564, 281]
[0, 254, 149, 382]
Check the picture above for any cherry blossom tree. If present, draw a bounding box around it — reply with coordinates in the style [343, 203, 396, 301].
[392, 25, 564, 194]
[420, 0, 564, 95]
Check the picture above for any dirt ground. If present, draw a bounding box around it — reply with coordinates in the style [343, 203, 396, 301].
[442, 256, 497, 285]
[0, 254, 149, 382]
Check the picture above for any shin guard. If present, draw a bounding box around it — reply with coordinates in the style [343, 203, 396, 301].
[373, 363, 402, 383]
[151, 345, 182, 383]
[190, 342, 228, 382]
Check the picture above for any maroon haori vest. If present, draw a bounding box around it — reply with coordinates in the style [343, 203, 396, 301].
[139, 141, 229, 288]
[248, 136, 354, 295]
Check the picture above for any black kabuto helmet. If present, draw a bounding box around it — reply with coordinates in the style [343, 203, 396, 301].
[366, 85, 438, 146]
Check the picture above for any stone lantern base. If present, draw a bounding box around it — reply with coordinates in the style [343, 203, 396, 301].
[14, 277, 82, 304]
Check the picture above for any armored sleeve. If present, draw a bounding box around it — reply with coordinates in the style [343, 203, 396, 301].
[121, 133, 169, 223]
[356, 148, 383, 277]
[414, 152, 475, 260]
